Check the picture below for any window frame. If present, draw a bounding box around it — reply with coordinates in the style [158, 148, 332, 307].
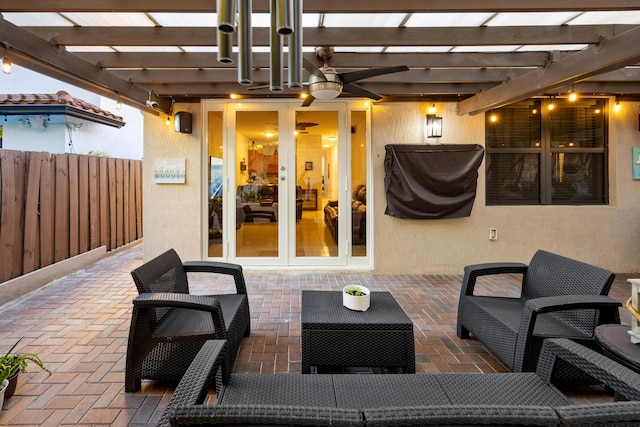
[485, 97, 609, 206]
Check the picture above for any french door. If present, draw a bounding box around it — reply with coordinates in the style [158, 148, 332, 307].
[205, 100, 370, 268]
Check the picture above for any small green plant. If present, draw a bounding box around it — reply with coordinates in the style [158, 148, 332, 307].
[345, 288, 366, 296]
[86, 150, 111, 157]
[0, 338, 51, 382]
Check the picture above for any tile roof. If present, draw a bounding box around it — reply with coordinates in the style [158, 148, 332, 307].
[0, 90, 125, 127]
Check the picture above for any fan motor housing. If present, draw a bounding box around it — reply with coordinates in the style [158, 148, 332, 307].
[309, 73, 343, 100]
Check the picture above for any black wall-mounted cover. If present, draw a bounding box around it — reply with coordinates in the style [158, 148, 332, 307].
[384, 144, 484, 219]
[174, 112, 192, 133]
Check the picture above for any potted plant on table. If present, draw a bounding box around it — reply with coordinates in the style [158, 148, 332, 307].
[343, 285, 371, 311]
[0, 338, 51, 408]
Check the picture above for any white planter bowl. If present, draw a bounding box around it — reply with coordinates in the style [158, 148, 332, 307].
[343, 285, 370, 311]
[0, 379, 8, 410]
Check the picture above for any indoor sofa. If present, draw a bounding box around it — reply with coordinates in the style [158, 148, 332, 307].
[158, 338, 640, 426]
[324, 184, 367, 245]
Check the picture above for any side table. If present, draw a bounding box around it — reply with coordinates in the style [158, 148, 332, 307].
[301, 290, 415, 374]
[594, 324, 640, 374]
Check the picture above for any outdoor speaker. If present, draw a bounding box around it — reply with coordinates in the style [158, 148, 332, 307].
[174, 112, 192, 134]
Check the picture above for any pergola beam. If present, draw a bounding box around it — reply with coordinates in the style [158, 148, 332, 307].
[77, 51, 556, 69]
[3, 0, 640, 13]
[456, 25, 640, 115]
[112, 68, 525, 84]
[0, 17, 170, 113]
[24, 25, 634, 47]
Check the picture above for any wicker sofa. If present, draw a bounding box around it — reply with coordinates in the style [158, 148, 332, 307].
[158, 338, 640, 426]
[456, 249, 621, 375]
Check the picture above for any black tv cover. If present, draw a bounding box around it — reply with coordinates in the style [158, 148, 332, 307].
[384, 144, 484, 219]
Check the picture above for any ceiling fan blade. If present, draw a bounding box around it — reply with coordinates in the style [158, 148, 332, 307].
[303, 58, 327, 81]
[339, 65, 409, 84]
[342, 83, 383, 100]
[301, 94, 316, 107]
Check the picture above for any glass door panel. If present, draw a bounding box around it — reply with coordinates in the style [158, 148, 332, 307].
[294, 110, 339, 258]
[207, 111, 224, 258]
[351, 110, 367, 257]
[234, 110, 280, 258]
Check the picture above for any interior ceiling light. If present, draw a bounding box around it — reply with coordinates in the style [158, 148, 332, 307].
[264, 131, 275, 137]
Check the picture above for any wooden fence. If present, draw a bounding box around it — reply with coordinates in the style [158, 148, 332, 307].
[0, 150, 143, 283]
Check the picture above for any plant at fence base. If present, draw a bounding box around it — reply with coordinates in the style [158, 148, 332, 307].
[86, 150, 111, 157]
[0, 338, 52, 383]
[345, 288, 366, 296]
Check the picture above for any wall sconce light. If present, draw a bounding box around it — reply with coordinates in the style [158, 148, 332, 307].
[115, 99, 122, 109]
[426, 115, 442, 138]
[614, 96, 622, 113]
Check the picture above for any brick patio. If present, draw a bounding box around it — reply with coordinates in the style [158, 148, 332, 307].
[0, 243, 634, 426]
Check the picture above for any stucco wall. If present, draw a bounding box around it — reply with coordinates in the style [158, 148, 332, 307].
[143, 104, 204, 262]
[372, 101, 640, 273]
[143, 100, 640, 273]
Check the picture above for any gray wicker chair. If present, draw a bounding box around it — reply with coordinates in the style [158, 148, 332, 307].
[125, 248, 250, 393]
[456, 249, 621, 375]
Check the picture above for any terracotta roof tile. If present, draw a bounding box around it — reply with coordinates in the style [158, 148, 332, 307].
[0, 90, 124, 123]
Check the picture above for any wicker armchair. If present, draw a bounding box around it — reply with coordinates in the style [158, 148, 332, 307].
[125, 248, 250, 393]
[456, 249, 621, 375]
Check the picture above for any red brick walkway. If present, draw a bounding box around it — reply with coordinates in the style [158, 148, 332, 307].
[0, 244, 634, 425]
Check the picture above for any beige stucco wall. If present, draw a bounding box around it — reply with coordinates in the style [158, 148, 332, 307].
[143, 100, 640, 274]
[372, 101, 640, 273]
[143, 104, 204, 262]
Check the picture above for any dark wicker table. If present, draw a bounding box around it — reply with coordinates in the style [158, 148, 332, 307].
[301, 290, 415, 374]
[595, 324, 640, 374]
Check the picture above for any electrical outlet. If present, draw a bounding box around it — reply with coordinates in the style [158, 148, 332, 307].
[489, 229, 498, 241]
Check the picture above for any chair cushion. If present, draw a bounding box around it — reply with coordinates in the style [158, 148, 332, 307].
[220, 375, 337, 406]
[332, 374, 449, 408]
[435, 373, 570, 406]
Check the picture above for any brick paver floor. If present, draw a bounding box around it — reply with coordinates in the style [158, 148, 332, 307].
[0, 243, 635, 425]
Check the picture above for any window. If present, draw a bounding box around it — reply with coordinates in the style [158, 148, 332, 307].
[485, 98, 608, 205]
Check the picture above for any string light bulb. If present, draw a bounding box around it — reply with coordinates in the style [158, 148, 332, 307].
[1, 55, 11, 74]
[165, 116, 171, 126]
[568, 90, 577, 102]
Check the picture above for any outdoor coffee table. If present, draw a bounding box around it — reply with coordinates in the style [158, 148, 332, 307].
[301, 290, 415, 374]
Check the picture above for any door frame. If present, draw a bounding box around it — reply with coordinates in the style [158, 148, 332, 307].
[202, 99, 372, 270]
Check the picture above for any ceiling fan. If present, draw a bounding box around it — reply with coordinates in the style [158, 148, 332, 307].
[301, 46, 409, 107]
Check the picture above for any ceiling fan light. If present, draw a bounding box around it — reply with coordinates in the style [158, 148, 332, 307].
[309, 81, 343, 99]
